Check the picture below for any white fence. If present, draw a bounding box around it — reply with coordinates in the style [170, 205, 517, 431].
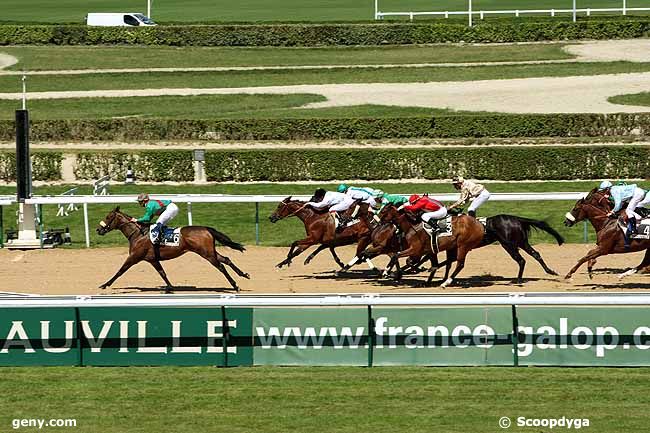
[0, 192, 586, 248]
[374, 0, 650, 25]
[0, 292, 649, 307]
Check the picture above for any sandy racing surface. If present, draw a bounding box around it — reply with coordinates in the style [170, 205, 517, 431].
[2, 244, 649, 296]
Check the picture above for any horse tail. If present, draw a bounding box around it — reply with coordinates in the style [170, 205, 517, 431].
[517, 217, 565, 246]
[207, 227, 246, 252]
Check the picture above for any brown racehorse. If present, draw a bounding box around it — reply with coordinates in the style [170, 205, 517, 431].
[96, 207, 250, 292]
[379, 204, 485, 287]
[269, 197, 375, 270]
[564, 188, 650, 280]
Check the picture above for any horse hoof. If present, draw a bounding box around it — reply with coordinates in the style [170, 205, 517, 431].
[563, 274, 572, 280]
[619, 269, 637, 279]
[549, 270, 559, 276]
[440, 278, 453, 288]
[99, 284, 108, 290]
[243, 273, 250, 279]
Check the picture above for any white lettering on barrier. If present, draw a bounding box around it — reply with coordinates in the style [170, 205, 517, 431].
[137, 321, 167, 353]
[41, 320, 74, 354]
[81, 321, 114, 353]
[171, 321, 201, 354]
[1, 322, 35, 354]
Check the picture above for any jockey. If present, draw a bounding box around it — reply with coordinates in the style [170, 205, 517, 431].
[306, 188, 355, 232]
[131, 193, 179, 244]
[337, 184, 384, 225]
[399, 193, 448, 233]
[601, 181, 645, 248]
[447, 176, 490, 218]
[378, 192, 408, 211]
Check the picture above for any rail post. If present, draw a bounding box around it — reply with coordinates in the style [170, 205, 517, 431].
[255, 202, 260, 246]
[83, 203, 90, 248]
[572, 0, 577, 21]
[37, 204, 43, 249]
[583, 221, 588, 243]
[0, 205, 3, 248]
[221, 306, 229, 368]
[511, 305, 519, 367]
[468, 0, 473, 26]
[367, 305, 374, 367]
[187, 202, 193, 226]
[623, 0, 627, 14]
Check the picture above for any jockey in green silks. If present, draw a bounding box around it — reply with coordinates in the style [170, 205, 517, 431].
[130, 193, 179, 244]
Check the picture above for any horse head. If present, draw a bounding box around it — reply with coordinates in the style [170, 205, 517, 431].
[269, 196, 302, 223]
[378, 204, 399, 224]
[564, 188, 611, 227]
[97, 206, 126, 235]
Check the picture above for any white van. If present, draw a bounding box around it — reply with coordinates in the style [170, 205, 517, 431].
[86, 13, 156, 27]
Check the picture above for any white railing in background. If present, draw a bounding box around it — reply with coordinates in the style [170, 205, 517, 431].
[0, 192, 587, 248]
[374, 0, 650, 25]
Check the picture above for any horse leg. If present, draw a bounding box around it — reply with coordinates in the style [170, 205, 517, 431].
[205, 254, 241, 291]
[218, 253, 250, 279]
[329, 247, 346, 269]
[499, 241, 526, 284]
[99, 255, 140, 289]
[522, 241, 558, 276]
[564, 246, 605, 280]
[303, 244, 329, 266]
[440, 249, 457, 283]
[440, 246, 471, 288]
[149, 260, 174, 291]
[587, 258, 597, 280]
[277, 238, 314, 268]
[619, 249, 650, 279]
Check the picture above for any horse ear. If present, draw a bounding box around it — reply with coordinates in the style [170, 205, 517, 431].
[285, 196, 292, 202]
[115, 206, 120, 212]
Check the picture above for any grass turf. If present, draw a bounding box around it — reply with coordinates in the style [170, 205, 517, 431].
[609, 91, 650, 107]
[0, 181, 620, 248]
[1, 366, 649, 433]
[0, 44, 574, 71]
[1, 0, 648, 22]
[2, 61, 650, 93]
[0, 96, 464, 120]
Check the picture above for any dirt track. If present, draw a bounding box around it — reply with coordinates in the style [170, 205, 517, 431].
[2, 244, 649, 296]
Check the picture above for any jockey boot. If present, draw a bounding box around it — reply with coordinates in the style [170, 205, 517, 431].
[151, 223, 162, 245]
[424, 219, 438, 235]
[468, 210, 476, 218]
[629, 216, 638, 235]
[336, 214, 350, 232]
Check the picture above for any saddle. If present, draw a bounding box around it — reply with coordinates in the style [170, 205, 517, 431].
[618, 218, 650, 240]
[145, 225, 181, 246]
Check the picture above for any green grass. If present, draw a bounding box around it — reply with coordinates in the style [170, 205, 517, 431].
[0, 44, 574, 71]
[0, 181, 621, 248]
[609, 91, 650, 107]
[1, 366, 649, 433]
[2, 62, 649, 93]
[0, 96, 464, 119]
[1, 0, 648, 23]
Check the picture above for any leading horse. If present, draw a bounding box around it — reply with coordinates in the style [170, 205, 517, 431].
[564, 188, 650, 279]
[96, 207, 250, 292]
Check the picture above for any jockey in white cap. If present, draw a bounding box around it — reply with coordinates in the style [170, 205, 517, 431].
[447, 176, 491, 218]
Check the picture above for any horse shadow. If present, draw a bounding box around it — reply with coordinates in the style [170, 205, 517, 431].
[111, 285, 239, 294]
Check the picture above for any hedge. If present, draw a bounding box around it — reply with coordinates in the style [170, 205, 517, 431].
[0, 114, 648, 141]
[203, 146, 650, 181]
[0, 147, 648, 182]
[73, 150, 194, 182]
[0, 152, 62, 181]
[1, 20, 649, 46]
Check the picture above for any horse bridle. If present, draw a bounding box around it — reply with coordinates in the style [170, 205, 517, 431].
[102, 213, 142, 241]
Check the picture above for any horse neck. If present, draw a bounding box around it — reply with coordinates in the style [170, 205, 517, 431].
[392, 212, 415, 232]
[287, 203, 321, 225]
[583, 205, 610, 231]
[116, 214, 143, 242]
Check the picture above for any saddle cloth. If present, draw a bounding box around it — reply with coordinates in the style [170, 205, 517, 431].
[423, 216, 453, 238]
[619, 218, 650, 240]
[147, 226, 181, 246]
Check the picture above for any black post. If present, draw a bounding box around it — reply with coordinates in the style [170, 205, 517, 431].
[15, 110, 31, 202]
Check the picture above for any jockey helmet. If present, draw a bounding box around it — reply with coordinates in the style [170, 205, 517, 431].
[137, 193, 149, 203]
[313, 188, 326, 199]
[598, 180, 613, 190]
[452, 175, 464, 184]
[409, 194, 421, 203]
[337, 184, 349, 193]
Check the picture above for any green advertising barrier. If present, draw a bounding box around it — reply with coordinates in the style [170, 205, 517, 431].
[372, 307, 514, 366]
[0, 307, 253, 366]
[253, 308, 368, 366]
[516, 307, 650, 366]
[78, 307, 253, 366]
[0, 308, 78, 366]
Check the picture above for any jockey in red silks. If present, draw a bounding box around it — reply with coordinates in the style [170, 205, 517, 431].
[399, 194, 448, 232]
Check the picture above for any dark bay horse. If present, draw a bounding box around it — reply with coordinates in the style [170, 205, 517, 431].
[564, 188, 650, 280]
[269, 197, 375, 270]
[96, 207, 249, 291]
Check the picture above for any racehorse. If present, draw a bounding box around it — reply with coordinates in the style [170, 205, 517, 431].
[96, 207, 250, 292]
[268, 197, 375, 270]
[375, 205, 564, 286]
[564, 188, 650, 279]
[378, 204, 485, 287]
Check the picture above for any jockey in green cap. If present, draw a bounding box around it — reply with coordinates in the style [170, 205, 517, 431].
[130, 193, 179, 244]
